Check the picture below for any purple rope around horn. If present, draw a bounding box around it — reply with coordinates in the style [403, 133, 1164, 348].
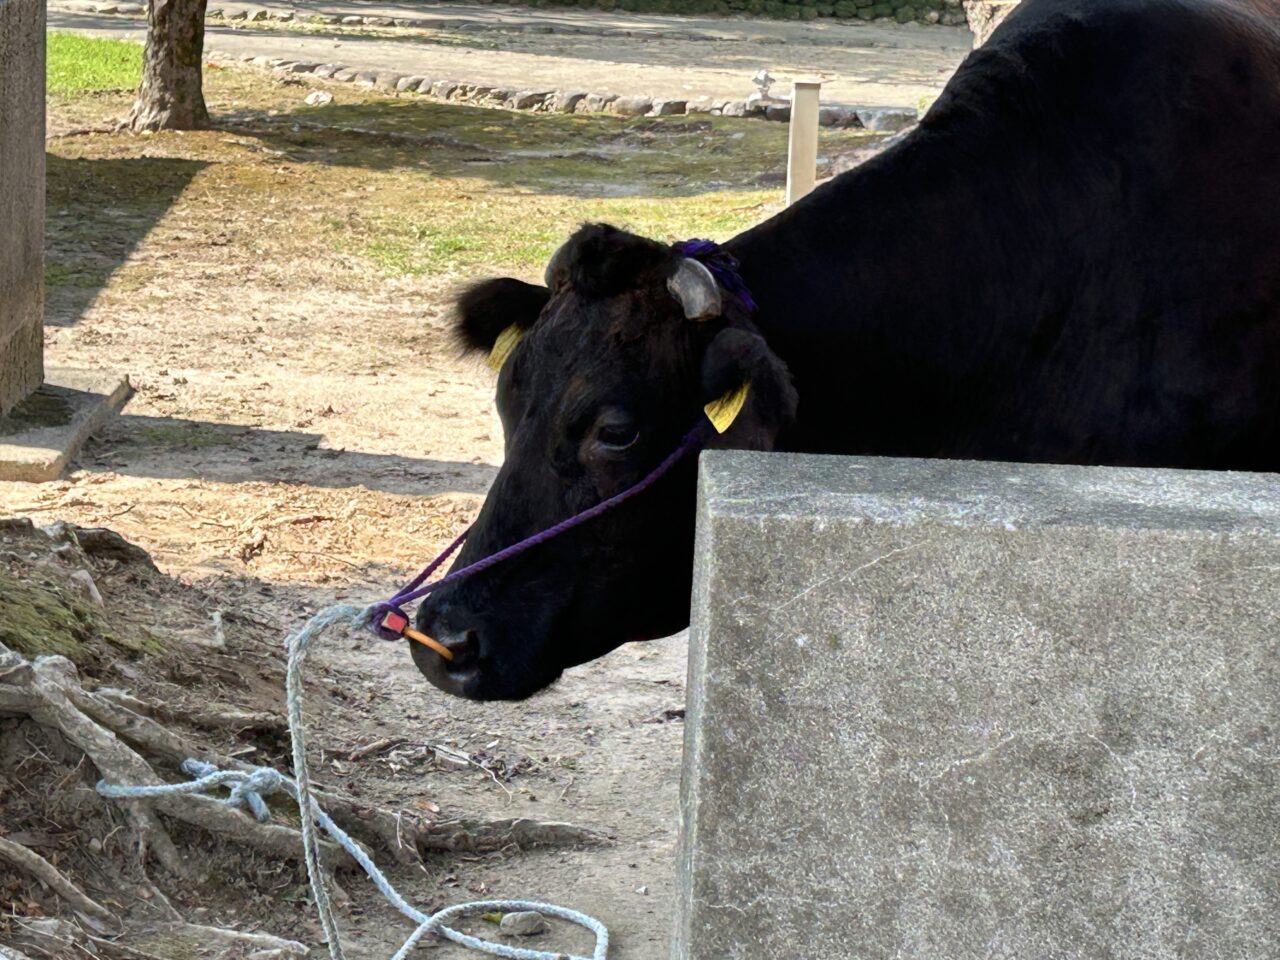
[368, 238, 758, 650]
[672, 239, 757, 313]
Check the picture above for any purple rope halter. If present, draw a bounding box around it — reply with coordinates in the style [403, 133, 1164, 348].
[368, 237, 757, 649]
[368, 422, 710, 641]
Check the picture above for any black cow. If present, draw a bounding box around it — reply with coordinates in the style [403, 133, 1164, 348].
[415, 0, 1280, 700]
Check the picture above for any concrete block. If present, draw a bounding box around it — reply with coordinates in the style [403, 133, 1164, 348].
[676, 451, 1280, 960]
[0, 0, 45, 415]
[0, 368, 132, 482]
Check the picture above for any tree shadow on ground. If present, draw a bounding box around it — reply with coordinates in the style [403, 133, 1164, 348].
[44, 156, 208, 328]
[81, 413, 497, 496]
[216, 93, 804, 197]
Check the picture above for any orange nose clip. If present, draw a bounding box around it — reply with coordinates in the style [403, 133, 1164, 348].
[404, 626, 454, 661]
[378, 610, 454, 661]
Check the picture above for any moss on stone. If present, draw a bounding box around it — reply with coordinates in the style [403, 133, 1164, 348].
[0, 569, 101, 659]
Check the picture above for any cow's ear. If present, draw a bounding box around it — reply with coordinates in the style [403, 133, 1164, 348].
[454, 278, 550, 356]
[699, 327, 797, 449]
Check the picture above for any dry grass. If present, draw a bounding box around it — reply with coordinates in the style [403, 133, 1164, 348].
[46, 47, 876, 286]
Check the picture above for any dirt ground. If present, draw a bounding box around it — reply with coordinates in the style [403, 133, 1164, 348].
[1, 60, 881, 959]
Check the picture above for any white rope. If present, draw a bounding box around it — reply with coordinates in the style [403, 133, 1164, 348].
[98, 603, 609, 960]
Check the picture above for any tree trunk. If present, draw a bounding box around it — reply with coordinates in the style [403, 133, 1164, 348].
[126, 0, 210, 131]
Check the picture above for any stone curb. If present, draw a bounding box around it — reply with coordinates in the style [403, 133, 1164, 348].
[215, 51, 919, 128]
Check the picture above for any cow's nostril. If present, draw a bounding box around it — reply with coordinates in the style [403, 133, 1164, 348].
[443, 630, 481, 674]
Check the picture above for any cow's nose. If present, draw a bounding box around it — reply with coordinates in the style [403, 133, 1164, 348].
[408, 625, 481, 697]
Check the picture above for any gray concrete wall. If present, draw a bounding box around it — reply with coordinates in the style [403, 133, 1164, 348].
[0, 0, 45, 416]
[676, 452, 1280, 959]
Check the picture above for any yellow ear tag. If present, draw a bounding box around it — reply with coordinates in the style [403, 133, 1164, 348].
[486, 324, 523, 371]
[704, 382, 750, 434]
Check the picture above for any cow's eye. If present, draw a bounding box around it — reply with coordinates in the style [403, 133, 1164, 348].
[594, 417, 640, 452]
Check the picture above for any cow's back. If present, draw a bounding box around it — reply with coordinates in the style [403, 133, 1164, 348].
[740, 0, 1280, 471]
[949, 0, 1280, 468]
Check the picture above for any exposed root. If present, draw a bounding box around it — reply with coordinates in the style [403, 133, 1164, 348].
[0, 568, 608, 959]
[0, 837, 114, 928]
[4, 653, 189, 879]
[94, 687, 287, 738]
[136, 921, 309, 957]
[0, 646, 353, 877]
[1, 917, 90, 960]
[420, 817, 611, 853]
[68, 680, 608, 862]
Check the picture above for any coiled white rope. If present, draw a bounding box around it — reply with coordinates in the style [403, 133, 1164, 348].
[98, 603, 609, 960]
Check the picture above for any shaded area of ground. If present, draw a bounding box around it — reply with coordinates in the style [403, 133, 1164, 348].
[45, 157, 207, 328]
[0, 517, 690, 959]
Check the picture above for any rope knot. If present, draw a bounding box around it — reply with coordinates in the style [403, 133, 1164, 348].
[180, 758, 283, 822]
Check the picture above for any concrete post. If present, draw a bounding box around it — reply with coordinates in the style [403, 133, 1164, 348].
[0, 0, 45, 415]
[675, 451, 1280, 960]
[786, 79, 821, 207]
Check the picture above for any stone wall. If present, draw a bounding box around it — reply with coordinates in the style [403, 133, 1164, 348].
[497, 0, 968, 25]
[0, 0, 45, 416]
[676, 451, 1279, 959]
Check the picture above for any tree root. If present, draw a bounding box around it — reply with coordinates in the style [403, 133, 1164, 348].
[135, 922, 308, 957]
[0, 645, 353, 876]
[420, 817, 612, 853]
[0, 638, 608, 958]
[67, 679, 610, 861]
[95, 687, 288, 738]
[0, 837, 114, 928]
[0, 917, 90, 960]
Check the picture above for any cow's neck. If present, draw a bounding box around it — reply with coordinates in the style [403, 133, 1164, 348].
[725, 128, 1041, 459]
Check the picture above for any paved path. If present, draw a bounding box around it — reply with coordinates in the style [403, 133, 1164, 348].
[48, 1, 972, 108]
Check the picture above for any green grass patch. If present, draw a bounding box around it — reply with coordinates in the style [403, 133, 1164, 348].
[47, 31, 142, 94]
[351, 190, 773, 278]
[45, 262, 110, 289]
[137, 423, 240, 449]
[42, 60, 877, 290]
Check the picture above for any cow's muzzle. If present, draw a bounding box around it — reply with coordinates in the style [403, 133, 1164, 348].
[409, 628, 481, 697]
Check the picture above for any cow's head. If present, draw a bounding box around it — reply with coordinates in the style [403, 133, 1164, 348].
[412, 224, 798, 700]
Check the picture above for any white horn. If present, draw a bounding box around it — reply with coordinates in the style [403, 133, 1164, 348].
[667, 258, 722, 321]
[544, 240, 573, 289]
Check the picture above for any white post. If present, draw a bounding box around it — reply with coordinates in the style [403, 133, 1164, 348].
[786, 79, 822, 207]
